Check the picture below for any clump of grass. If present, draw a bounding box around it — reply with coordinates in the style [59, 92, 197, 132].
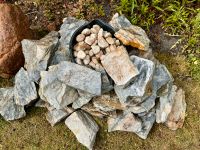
[115, 0, 200, 81]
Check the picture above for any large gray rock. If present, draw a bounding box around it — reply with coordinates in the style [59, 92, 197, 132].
[108, 112, 142, 133]
[14, 67, 38, 106]
[65, 110, 99, 150]
[55, 17, 87, 63]
[114, 55, 155, 104]
[39, 69, 78, 110]
[72, 90, 95, 109]
[46, 106, 74, 126]
[109, 13, 150, 51]
[165, 88, 186, 130]
[56, 61, 102, 95]
[135, 109, 156, 139]
[0, 88, 26, 121]
[101, 46, 139, 86]
[127, 63, 174, 114]
[108, 109, 156, 139]
[156, 84, 177, 123]
[22, 31, 59, 83]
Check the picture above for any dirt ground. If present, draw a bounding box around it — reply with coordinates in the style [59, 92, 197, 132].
[0, 0, 200, 150]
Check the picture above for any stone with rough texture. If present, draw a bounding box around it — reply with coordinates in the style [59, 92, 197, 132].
[22, 31, 59, 83]
[108, 112, 142, 133]
[156, 84, 177, 123]
[65, 110, 99, 150]
[165, 88, 186, 130]
[114, 55, 155, 104]
[14, 67, 38, 106]
[0, 88, 26, 121]
[93, 94, 126, 112]
[46, 106, 74, 126]
[102, 46, 139, 86]
[109, 13, 150, 51]
[55, 61, 102, 95]
[135, 109, 156, 139]
[115, 29, 146, 50]
[56, 18, 87, 64]
[0, 4, 32, 78]
[39, 69, 78, 110]
[72, 90, 95, 109]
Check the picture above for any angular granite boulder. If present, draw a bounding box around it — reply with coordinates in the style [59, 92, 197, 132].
[14, 67, 38, 106]
[0, 88, 26, 121]
[65, 110, 99, 150]
[22, 31, 59, 83]
[114, 55, 155, 104]
[39, 69, 78, 110]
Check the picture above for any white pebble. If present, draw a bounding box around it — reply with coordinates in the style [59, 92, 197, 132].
[89, 61, 96, 69]
[92, 57, 98, 64]
[89, 50, 94, 57]
[77, 50, 86, 59]
[105, 47, 111, 53]
[75, 58, 82, 65]
[76, 34, 85, 42]
[106, 37, 115, 45]
[83, 59, 90, 65]
[110, 45, 117, 51]
[104, 31, 112, 38]
[98, 37, 109, 49]
[98, 28, 104, 38]
[115, 40, 120, 46]
[85, 36, 96, 45]
[91, 45, 100, 54]
[82, 28, 91, 35]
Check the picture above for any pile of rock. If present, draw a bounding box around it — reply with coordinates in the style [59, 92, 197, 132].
[73, 25, 122, 71]
[0, 14, 186, 150]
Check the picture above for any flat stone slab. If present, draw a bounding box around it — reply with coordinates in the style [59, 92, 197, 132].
[0, 88, 26, 121]
[101, 46, 139, 86]
[56, 61, 102, 95]
[65, 110, 99, 150]
[14, 67, 38, 106]
[114, 55, 155, 104]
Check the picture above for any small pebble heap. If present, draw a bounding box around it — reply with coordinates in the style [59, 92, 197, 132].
[73, 25, 122, 71]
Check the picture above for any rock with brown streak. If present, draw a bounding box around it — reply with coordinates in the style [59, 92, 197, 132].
[114, 29, 146, 51]
[0, 4, 32, 78]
